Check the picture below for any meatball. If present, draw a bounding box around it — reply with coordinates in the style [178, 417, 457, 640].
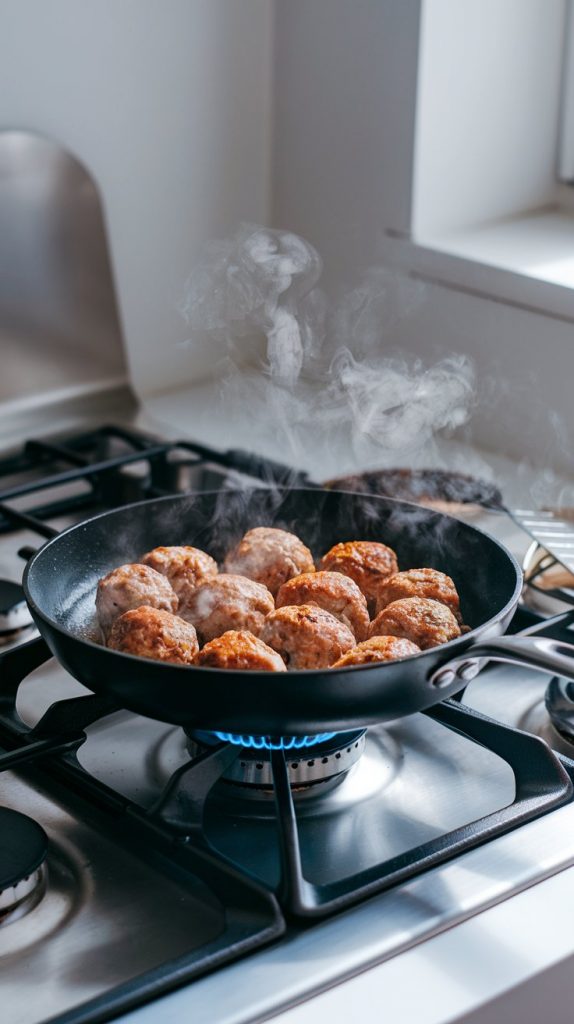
[260, 604, 355, 669]
[196, 630, 286, 671]
[276, 571, 370, 641]
[181, 574, 274, 643]
[141, 545, 218, 615]
[319, 541, 398, 612]
[96, 563, 177, 639]
[369, 597, 461, 650]
[332, 635, 421, 667]
[223, 527, 315, 597]
[108, 606, 199, 664]
[374, 567, 462, 622]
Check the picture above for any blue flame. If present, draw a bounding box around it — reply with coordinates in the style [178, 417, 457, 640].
[214, 732, 336, 750]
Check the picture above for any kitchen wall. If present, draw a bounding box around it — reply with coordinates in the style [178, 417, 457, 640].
[273, 0, 420, 285]
[413, 0, 566, 237]
[0, 0, 273, 398]
[2, 0, 572, 482]
[271, 0, 574, 482]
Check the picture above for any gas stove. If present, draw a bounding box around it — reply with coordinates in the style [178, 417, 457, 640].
[3, 425, 574, 1024]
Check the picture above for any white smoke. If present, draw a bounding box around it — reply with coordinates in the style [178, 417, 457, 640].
[180, 224, 476, 468]
[180, 224, 325, 385]
[330, 265, 426, 357]
[328, 350, 475, 453]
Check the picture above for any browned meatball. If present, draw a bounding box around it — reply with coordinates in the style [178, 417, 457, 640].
[332, 635, 421, 667]
[141, 546, 218, 615]
[108, 606, 199, 664]
[96, 563, 177, 639]
[319, 541, 398, 612]
[369, 597, 461, 650]
[196, 630, 286, 671]
[223, 527, 315, 597]
[181, 574, 274, 643]
[260, 604, 355, 669]
[276, 571, 370, 641]
[374, 567, 462, 622]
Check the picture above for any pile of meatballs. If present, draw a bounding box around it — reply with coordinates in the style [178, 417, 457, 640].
[95, 527, 466, 672]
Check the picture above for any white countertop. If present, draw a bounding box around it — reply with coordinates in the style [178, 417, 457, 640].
[268, 865, 574, 1024]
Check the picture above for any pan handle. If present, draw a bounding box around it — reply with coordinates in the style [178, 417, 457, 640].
[431, 634, 574, 689]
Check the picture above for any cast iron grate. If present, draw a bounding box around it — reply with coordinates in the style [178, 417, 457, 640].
[1, 425, 574, 922]
[0, 634, 285, 1024]
[0, 622, 573, 923]
[0, 423, 311, 542]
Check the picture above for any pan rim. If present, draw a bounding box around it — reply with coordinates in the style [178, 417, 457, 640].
[22, 487, 523, 677]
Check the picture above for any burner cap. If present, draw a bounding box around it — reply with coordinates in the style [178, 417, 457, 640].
[0, 580, 34, 639]
[0, 808, 48, 891]
[545, 676, 574, 742]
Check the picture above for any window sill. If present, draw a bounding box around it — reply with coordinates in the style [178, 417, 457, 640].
[381, 207, 574, 322]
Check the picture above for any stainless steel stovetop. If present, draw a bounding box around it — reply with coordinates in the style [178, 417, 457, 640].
[2, 425, 574, 1024]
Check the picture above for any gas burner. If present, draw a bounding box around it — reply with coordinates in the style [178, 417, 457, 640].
[210, 732, 337, 750]
[187, 729, 367, 790]
[544, 676, 574, 750]
[0, 579, 37, 647]
[0, 808, 48, 926]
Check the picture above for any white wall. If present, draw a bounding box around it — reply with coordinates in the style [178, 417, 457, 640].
[2, 0, 573, 478]
[413, 0, 567, 238]
[272, 0, 421, 290]
[272, 0, 574, 477]
[0, 0, 273, 397]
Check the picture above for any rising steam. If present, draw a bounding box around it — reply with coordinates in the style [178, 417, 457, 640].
[180, 225, 325, 385]
[180, 224, 476, 467]
[329, 350, 474, 452]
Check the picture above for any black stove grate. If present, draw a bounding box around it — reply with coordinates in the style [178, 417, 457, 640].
[0, 632, 285, 1024]
[1, 623, 574, 924]
[1, 424, 574, 927]
[0, 424, 311, 542]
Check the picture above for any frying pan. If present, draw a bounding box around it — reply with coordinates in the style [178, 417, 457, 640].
[22, 488, 574, 736]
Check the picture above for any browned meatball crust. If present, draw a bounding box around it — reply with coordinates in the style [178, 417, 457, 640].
[181, 573, 274, 643]
[374, 567, 462, 622]
[276, 571, 370, 641]
[369, 597, 461, 650]
[196, 630, 286, 671]
[223, 527, 315, 597]
[332, 635, 421, 667]
[260, 604, 355, 669]
[108, 605, 199, 664]
[141, 546, 218, 614]
[319, 541, 398, 611]
[96, 563, 178, 639]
